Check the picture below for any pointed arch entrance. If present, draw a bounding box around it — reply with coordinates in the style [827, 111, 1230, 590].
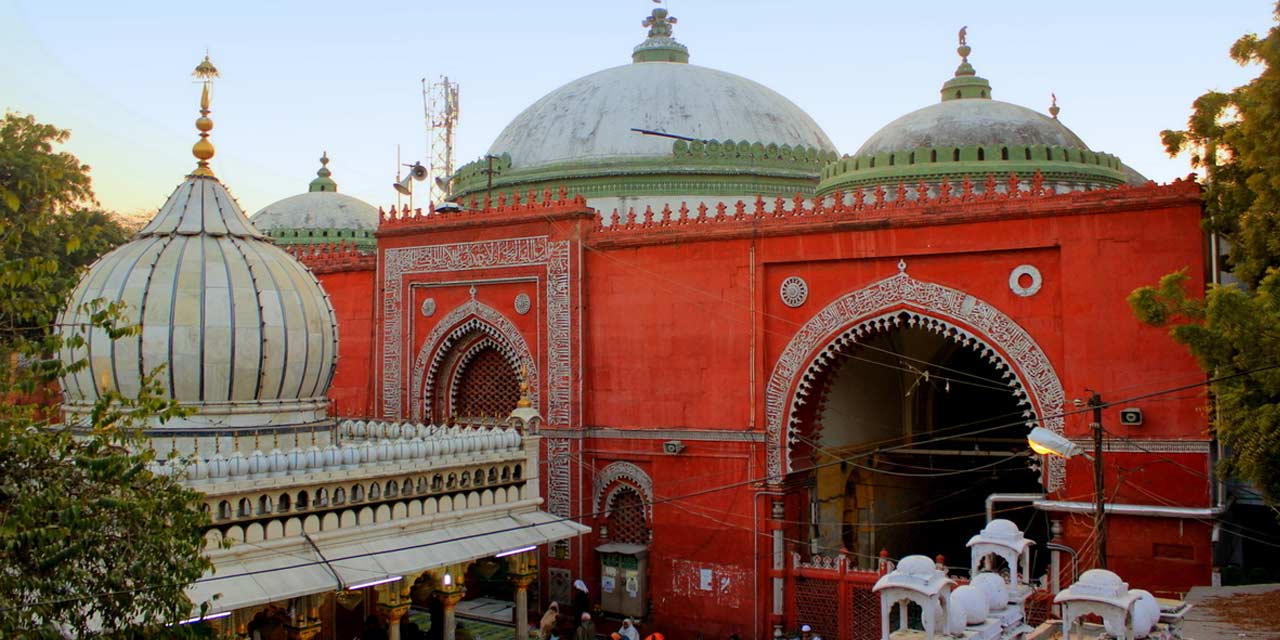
[764, 263, 1065, 566]
[410, 298, 538, 423]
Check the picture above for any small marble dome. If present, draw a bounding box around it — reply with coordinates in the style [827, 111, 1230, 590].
[450, 8, 837, 216]
[250, 153, 378, 250]
[818, 32, 1136, 197]
[59, 64, 338, 433]
[1066, 569, 1128, 600]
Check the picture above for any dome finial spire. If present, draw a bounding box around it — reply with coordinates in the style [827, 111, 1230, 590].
[1049, 93, 1061, 119]
[191, 53, 220, 177]
[633, 4, 689, 63]
[940, 27, 992, 102]
[309, 151, 338, 192]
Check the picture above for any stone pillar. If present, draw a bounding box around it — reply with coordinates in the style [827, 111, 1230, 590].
[436, 584, 466, 640]
[510, 571, 537, 640]
[382, 602, 410, 640]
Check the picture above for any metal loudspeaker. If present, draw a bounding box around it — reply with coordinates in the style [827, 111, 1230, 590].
[392, 162, 428, 195]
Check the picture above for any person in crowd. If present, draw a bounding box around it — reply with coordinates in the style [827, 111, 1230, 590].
[540, 601, 561, 640]
[571, 579, 592, 627]
[574, 612, 596, 640]
[619, 617, 640, 640]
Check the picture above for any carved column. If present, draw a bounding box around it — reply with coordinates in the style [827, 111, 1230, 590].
[381, 602, 411, 640]
[510, 571, 537, 640]
[436, 580, 466, 640]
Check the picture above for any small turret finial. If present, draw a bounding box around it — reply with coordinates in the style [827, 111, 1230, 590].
[941, 26, 990, 101]
[516, 366, 532, 409]
[633, 5, 689, 63]
[309, 151, 338, 192]
[191, 54, 220, 177]
[1049, 93, 1061, 119]
[955, 26, 973, 72]
[643, 7, 677, 39]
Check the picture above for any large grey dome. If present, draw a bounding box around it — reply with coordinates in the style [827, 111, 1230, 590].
[856, 99, 1088, 157]
[59, 174, 338, 431]
[489, 61, 836, 170]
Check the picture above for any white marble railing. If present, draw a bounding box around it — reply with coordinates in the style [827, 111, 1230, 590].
[147, 420, 525, 485]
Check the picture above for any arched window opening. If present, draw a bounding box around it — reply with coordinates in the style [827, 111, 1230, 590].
[605, 486, 651, 545]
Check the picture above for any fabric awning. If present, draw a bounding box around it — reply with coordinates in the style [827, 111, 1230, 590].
[188, 510, 588, 615]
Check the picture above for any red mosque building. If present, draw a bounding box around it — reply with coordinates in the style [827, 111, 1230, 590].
[265, 10, 1223, 639]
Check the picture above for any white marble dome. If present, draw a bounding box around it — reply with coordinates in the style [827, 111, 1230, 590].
[856, 99, 1087, 157]
[250, 154, 377, 233]
[250, 191, 377, 232]
[489, 61, 836, 170]
[59, 174, 338, 431]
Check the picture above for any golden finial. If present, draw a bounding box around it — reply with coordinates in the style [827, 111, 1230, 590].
[1049, 92, 1061, 119]
[191, 54, 220, 177]
[516, 366, 532, 409]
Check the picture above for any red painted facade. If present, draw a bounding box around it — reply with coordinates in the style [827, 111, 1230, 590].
[299, 178, 1212, 637]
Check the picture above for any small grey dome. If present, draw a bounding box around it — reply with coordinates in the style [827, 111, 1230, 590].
[857, 100, 1087, 157]
[59, 174, 338, 431]
[251, 191, 378, 232]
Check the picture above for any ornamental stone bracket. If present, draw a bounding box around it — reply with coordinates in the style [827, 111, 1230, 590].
[764, 263, 1066, 490]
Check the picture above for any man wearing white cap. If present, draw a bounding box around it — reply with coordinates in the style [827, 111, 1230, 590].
[800, 623, 813, 640]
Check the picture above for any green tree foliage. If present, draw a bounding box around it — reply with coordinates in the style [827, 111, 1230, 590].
[0, 114, 212, 636]
[1132, 5, 1280, 513]
[0, 112, 131, 350]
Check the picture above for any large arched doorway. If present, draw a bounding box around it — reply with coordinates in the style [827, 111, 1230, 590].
[800, 317, 1043, 569]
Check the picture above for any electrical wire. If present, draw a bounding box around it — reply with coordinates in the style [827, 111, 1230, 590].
[9, 363, 1278, 615]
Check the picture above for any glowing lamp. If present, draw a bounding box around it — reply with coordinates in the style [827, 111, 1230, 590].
[1026, 427, 1088, 459]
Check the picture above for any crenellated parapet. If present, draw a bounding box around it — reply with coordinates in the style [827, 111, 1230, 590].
[449, 137, 832, 207]
[671, 138, 838, 170]
[589, 172, 1201, 246]
[376, 186, 594, 235]
[818, 143, 1128, 196]
[284, 240, 376, 273]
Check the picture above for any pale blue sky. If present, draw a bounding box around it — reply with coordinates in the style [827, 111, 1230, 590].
[1, 0, 1273, 218]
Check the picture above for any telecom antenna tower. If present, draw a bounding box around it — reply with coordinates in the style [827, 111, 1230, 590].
[422, 76, 460, 207]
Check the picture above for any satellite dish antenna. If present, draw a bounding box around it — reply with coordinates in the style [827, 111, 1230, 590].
[392, 162, 428, 195]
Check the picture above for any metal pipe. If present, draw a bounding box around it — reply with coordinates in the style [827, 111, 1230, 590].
[985, 493, 1046, 522]
[1032, 500, 1227, 519]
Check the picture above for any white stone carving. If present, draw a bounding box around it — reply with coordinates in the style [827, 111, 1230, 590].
[1008, 265, 1042, 297]
[780, 276, 809, 308]
[382, 236, 573, 427]
[593, 461, 654, 519]
[547, 438, 572, 519]
[764, 269, 1066, 489]
[420, 297, 436, 317]
[545, 242, 572, 425]
[514, 292, 531, 315]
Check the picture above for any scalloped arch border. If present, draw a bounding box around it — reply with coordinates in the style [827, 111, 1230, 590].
[764, 266, 1065, 489]
[593, 461, 654, 520]
[410, 299, 538, 422]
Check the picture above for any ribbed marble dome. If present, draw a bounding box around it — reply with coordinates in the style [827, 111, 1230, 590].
[59, 174, 338, 431]
[488, 61, 836, 169]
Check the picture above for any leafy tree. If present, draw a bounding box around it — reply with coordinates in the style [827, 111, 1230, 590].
[0, 112, 131, 350]
[1131, 5, 1280, 514]
[0, 114, 212, 637]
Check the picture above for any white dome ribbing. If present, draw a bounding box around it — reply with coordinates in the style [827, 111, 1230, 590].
[59, 175, 339, 431]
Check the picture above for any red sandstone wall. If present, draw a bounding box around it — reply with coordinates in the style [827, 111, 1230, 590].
[369, 183, 1212, 636]
[315, 268, 377, 417]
